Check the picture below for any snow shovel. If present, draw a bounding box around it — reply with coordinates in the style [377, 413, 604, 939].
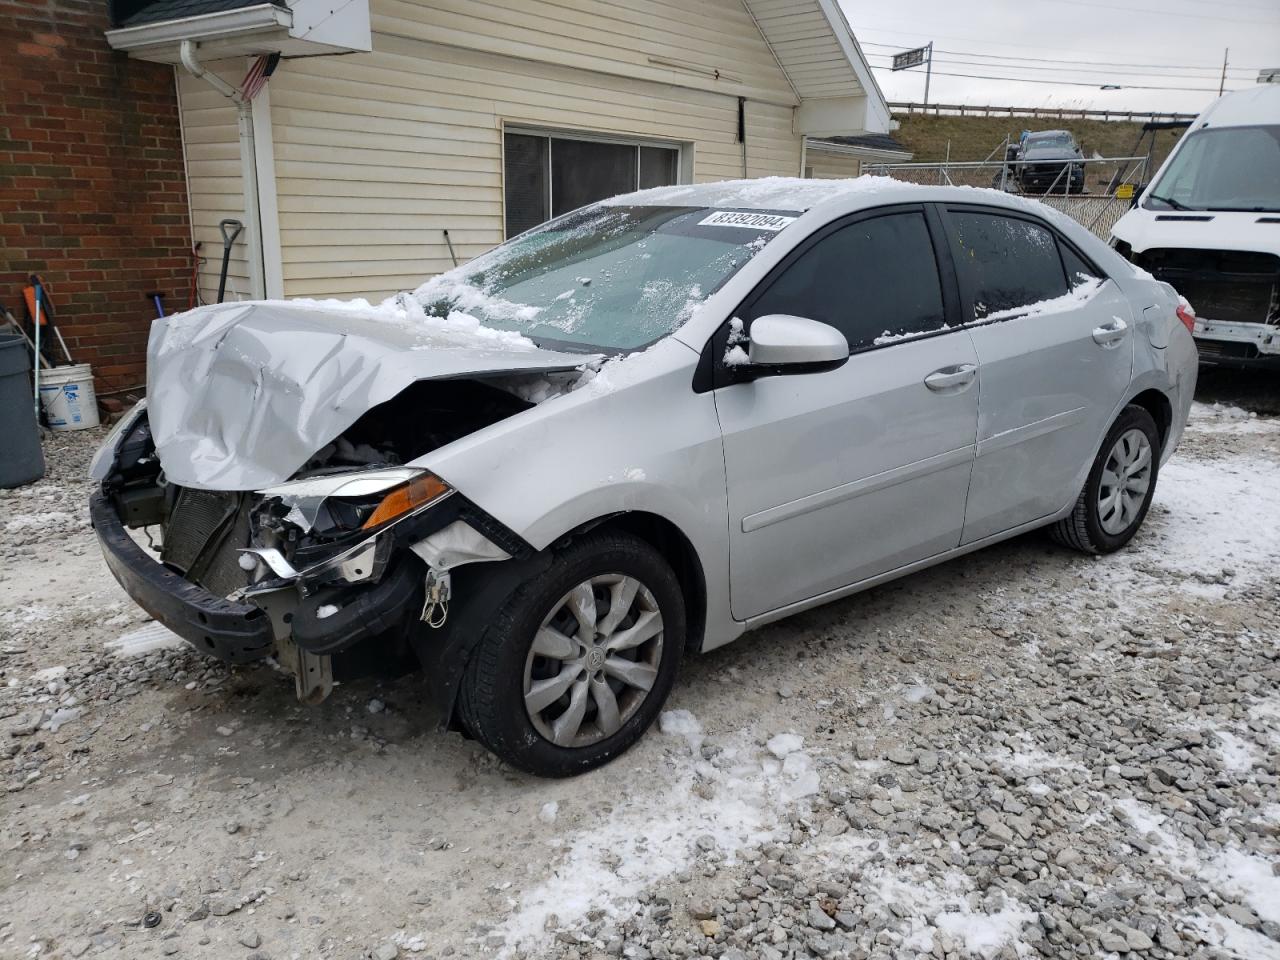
[216, 219, 243, 304]
[23, 276, 73, 365]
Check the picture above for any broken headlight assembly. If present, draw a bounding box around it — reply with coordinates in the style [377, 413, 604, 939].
[245, 468, 454, 591]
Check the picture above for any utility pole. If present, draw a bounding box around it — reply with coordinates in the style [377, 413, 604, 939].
[924, 41, 934, 108]
[1219, 48, 1229, 96]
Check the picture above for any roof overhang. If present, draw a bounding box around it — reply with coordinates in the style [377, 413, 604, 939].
[105, 0, 370, 62]
[805, 137, 911, 163]
[106, 4, 290, 52]
[744, 0, 891, 135]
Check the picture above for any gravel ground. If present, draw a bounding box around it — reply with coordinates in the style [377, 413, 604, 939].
[1, 376, 1278, 960]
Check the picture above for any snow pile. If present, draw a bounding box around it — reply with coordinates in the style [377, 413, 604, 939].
[607, 175, 914, 214]
[874, 322, 952, 346]
[981, 276, 1102, 322]
[410, 272, 541, 325]
[1113, 797, 1167, 837]
[933, 905, 1039, 959]
[1189, 401, 1276, 435]
[1128, 452, 1280, 590]
[204, 292, 543, 354]
[1211, 728, 1262, 774]
[495, 711, 821, 951]
[813, 854, 1037, 959]
[106, 622, 186, 658]
[1108, 794, 1280, 951]
[985, 734, 1085, 775]
[1189, 915, 1280, 960]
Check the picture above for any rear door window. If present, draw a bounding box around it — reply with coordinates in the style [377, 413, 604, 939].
[947, 211, 1068, 320]
[743, 210, 948, 352]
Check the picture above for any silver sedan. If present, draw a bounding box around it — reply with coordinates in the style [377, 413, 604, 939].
[90, 179, 1198, 776]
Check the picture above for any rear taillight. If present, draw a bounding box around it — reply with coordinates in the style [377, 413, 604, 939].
[1176, 301, 1196, 334]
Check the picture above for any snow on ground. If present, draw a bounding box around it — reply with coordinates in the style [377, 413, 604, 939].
[1190, 915, 1280, 960]
[3, 381, 1279, 960]
[1211, 728, 1264, 774]
[1189, 400, 1273, 434]
[493, 711, 818, 951]
[1121, 434, 1280, 590]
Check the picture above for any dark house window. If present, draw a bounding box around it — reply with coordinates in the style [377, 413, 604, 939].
[503, 132, 680, 238]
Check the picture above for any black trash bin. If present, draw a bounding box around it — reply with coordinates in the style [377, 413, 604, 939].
[0, 333, 45, 488]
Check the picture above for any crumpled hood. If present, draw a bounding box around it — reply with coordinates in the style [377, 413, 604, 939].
[147, 300, 591, 491]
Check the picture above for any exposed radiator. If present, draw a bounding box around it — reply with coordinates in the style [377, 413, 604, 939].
[161, 488, 251, 598]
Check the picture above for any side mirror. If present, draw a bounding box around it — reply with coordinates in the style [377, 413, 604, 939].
[744, 314, 849, 374]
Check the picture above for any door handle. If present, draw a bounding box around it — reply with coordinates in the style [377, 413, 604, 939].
[924, 363, 977, 391]
[1092, 317, 1128, 346]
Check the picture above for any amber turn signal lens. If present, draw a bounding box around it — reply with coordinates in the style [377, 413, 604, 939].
[361, 473, 450, 530]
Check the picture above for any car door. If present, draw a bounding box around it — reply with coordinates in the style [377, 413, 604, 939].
[711, 205, 980, 621]
[941, 205, 1136, 545]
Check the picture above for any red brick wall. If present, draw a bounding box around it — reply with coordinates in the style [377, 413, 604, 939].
[0, 0, 191, 393]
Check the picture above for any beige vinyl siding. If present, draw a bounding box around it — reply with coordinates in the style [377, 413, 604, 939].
[176, 66, 253, 305]
[269, 23, 804, 300]
[805, 150, 861, 179]
[372, 0, 799, 105]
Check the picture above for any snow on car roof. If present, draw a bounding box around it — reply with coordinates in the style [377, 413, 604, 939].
[603, 175, 920, 213]
[602, 176, 1087, 229]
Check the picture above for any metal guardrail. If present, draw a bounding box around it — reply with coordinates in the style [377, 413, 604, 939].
[889, 101, 1198, 123]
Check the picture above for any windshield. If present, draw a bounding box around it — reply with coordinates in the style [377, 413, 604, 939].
[1025, 133, 1073, 150]
[1145, 125, 1280, 212]
[411, 204, 794, 352]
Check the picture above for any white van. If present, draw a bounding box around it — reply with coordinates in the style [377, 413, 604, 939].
[1111, 81, 1280, 367]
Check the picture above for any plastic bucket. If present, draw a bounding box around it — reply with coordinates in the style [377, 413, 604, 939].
[38, 363, 100, 431]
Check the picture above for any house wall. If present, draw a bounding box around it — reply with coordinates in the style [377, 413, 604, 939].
[806, 150, 862, 178]
[259, 0, 806, 300]
[176, 66, 253, 305]
[0, 0, 191, 393]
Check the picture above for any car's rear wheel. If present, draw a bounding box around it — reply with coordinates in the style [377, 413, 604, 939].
[1050, 405, 1160, 554]
[457, 532, 683, 777]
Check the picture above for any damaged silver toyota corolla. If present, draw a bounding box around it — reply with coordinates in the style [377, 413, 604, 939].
[90, 178, 1197, 776]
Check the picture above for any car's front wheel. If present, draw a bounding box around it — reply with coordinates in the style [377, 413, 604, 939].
[457, 531, 684, 776]
[1050, 404, 1160, 554]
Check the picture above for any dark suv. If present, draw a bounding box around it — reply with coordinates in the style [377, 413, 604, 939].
[1016, 130, 1085, 194]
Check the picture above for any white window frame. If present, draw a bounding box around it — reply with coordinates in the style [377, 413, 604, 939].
[500, 123, 693, 239]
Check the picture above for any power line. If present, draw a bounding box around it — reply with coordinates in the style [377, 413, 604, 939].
[863, 51, 1256, 82]
[853, 22, 1269, 68]
[1038, 0, 1276, 24]
[859, 40, 1261, 74]
[868, 64, 1236, 93]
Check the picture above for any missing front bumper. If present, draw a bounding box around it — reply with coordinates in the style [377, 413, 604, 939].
[90, 491, 276, 664]
[91, 490, 424, 668]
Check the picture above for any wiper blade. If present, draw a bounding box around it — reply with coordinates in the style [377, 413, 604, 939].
[1147, 193, 1194, 211]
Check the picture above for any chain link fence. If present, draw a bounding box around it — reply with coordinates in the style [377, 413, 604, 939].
[865, 155, 1148, 239]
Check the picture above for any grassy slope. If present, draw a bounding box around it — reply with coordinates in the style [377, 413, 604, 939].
[892, 113, 1186, 171]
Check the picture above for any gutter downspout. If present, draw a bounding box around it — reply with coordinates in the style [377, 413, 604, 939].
[179, 39, 265, 300]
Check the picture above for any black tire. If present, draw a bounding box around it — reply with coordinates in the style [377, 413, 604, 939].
[457, 531, 684, 777]
[1050, 405, 1161, 554]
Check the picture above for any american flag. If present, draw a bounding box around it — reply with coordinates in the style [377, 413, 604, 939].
[240, 53, 280, 101]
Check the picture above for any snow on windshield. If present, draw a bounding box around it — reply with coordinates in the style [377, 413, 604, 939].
[407, 205, 790, 352]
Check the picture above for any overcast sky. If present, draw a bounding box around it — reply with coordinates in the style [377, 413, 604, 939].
[839, 0, 1280, 115]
